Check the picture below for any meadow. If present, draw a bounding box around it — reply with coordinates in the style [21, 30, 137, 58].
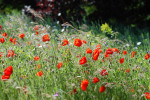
[0, 12, 150, 100]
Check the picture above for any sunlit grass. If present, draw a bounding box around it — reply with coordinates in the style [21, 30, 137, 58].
[0, 12, 150, 100]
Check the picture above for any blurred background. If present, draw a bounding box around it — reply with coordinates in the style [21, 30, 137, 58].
[0, 0, 150, 27]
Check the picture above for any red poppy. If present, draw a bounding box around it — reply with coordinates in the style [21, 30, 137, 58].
[43, 34, 50, 42]
[62, 39, 69, 46]
[93, 49, 100, 61]
[96, 44, 101, 49]
[0, 25, 2, 30]
[2, 32, 7, 37]
[37, 64, 41, 69]
[131, 88, 134, 92]
[81, 79, 89, 91]
[36, 71, 43, 77]
[125, 68, 130, 73]
[71, 89, 77, 95]
[100, 69, 108, 76]
[34, 25, 39, 30]
[99, 86, 106, 93]
[123, 50, 127, 55]
[0, 52, 3, 58]
[36, 31, 39, 35]
[34, 56, 40, 61]
[82, 40, 87, 44]
[145, 53, 150, 60]
[93, 53, 99, 61]
[79, 56, 87, 65]
[57, 62, 63, 69]
[9, 37, 16, 44]
[112, 48, 119, 53]
[19, 34, 25, 39]
[86, 48, 92, 54]
[0, 38, 5, 43]
[145, 92, 150, 99]
[93, 77, 100, 83]
[105, 53, 110, 59]
[4, 66, 13, 76]
[77, 54, 81, 58]
[120, 58, 124, 64]
[131, 51, 136, 58]
[10, 37, 13, 42]
[6, 50, 15, 58]
[1, 75, 10, 81]
[106, 48, 113, 54]
[74, 38, 82, 47]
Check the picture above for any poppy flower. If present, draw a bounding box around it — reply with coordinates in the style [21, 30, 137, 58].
[4, 66, 13, 76]
[0, 52, 3, 58]
[81, 79, 89, 91]
[43, 34, 50, 42]
[77, 54, 81, 58]
[1, 75, 10, 81]
[123, 50, 127, 55]
[96, 44, 101, 49]
[19, 34, 25, 39]
[6, 50, 15, 58]
[27, 41, 31, 45]
[106, 48, 113, 54]
[93, 77, 100, 83]
[36, 71, 43, 77]
[100, 69, 108, 76]
[0, 38, 5, 43]
[145, 53, 150, 60]
[93, 49, 100, 61]
[0, 25, 2, 30]
[86, 48, 92, 54]
[74, 38, 82, 47]
[34, 56, 40, 61]
[112, 48, 119, 53]
[10, 37, 16, 44]
[10, 37, 13, 42]
[71, 89, 77, 95]
[10, 37, 16, 45]
[57, 62, 63, 69]
[125, 68, 130, 73]
[62, 39, 69, 46]
[37, 64, 41, 69]
[105, 53, 109, 59]
[36, 31, 39, 35]
[93, 53, 99, 61]
[120, 58, 124, 64]
[79, 56, 87, 65]
[99, 86, 106, 93]
[82, 40, 87, 44]
[2, 32, 7, 37]
[145, 92, 150, 99]
[131, 88, 134, 92]
[131, 51, 136, 58]
[34, 25, 39, 30]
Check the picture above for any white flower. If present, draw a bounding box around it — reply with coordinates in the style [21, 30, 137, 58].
[134, 47, 138, 49]
[61, 28, 65, 32]
[126, 44, 130, 47]
[137, 42, 141, 45]
[58, 13, 61, 16]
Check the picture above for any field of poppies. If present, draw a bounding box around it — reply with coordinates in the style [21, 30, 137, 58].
[0, 12, 150, 100]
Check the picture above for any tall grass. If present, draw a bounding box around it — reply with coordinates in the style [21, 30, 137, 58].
[0, 12, 150, 100]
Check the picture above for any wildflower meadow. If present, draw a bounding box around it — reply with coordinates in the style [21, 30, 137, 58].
[0, 12, 150, 100]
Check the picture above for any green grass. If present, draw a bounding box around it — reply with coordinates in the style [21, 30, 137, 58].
[0, 12, 150, 100]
